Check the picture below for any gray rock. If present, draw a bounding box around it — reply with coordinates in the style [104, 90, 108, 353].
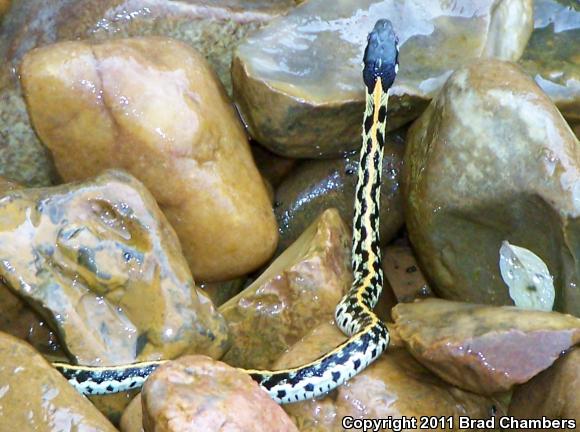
[404, 59, 580, 317]
[518, 0, 580, 137]
[233, 0, 533, 158]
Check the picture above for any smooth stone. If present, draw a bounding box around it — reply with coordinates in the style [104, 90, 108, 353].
[0, 0, 294, 92]
[518, 0, 580, 136]
[21, 37, 278, 282]
[88, 391, 140, 428]
[404, 59, 580, 316]
[219, 208, 352, 369]
[509, 348, 579, 425]
[0, 170, 229, 365]
[276, 322, 503, 431]
[0, 0, 293, 185]
[120, 394, 144, 432]
[274, 129, 405, 253]
[233, 0, 533, 157]
[392, 299, 580, 395]
[141, 355, 299, 432]
[0, 331, 117, 431]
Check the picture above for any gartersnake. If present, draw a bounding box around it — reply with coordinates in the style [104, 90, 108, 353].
[53, 19, 399, 404]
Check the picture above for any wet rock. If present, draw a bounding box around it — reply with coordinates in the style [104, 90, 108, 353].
[141, 355, 299, 432]
[0, 88, 58, 186]
[276, 322, 502, 431]
[392, 299, 580, 395]
[21, 37, 278, 282]
[0, 0, 292, 188]
[252, 143, 297, 188]
[120, 394, 144, 432]
[199, 279, 246, 308]
[0, 331, 117, 431]
[0, 282, 64, 358]
[89, 391, 140, 427]
[1, 0, 293, 93]
[382, 242, 432, 303]
[274, 129, 404, 253]
[404, 60, 580, 316]
[219, 208, 351, 369]
[518, 0, 580, 136]
[233, 0, 533, 157]
[0, 170, 229, 366]
[509, 348, 579, 425]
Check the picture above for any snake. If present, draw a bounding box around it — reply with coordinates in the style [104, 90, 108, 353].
[53, 19, 399, 405]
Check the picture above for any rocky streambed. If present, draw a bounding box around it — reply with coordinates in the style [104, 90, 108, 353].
[0, 0, 578, 431]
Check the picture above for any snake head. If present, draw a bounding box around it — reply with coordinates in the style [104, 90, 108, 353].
[363, 19, 399, 91]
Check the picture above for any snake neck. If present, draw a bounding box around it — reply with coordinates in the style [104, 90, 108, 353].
[351, 79, 389, 306]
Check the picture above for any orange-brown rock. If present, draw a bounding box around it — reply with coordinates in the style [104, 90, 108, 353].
[141, 355, 299, 432]
[0, 0, 10, 17]
[0, 331, 117, 431]
[276, 322, 502, 431]
[0, 170, 229, 366]
[20, 37, 278, 282]
[509, 348, 579, 427]
[219, 208, 351, 369]
[392, 299, 580, 395]
[120, 395, 144, 432]
[382, 242, 433, 303]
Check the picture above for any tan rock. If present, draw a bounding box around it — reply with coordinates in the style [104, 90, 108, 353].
[276, 322, 502, 431]
[509, 348, 579, 428]
[20, 37, 278, 281]
[89, 391, 140, 427]
[274, 128, 405, 254]
[219, 208, 351, 369]
[0, 0, 294, 187]
[0, 0, 10, 17]
[404, 59, 580, 316]
[392, 299, 580, 395]
[0, 170, 229, 366]
[142, 355, 298, 432]
[120, 394, 144, 432]
[0, 331, 117, 431]
[233, 0, 533, 157]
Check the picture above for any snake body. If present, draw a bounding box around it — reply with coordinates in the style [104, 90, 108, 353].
[53, 19, 399, 404]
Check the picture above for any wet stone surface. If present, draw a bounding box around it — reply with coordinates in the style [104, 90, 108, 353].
[20, 36, 278, 282]
[518, 0, 580, 136]
[219, 208, 352, 369]
[276, 322, 503, 432]
[0, 170, 230, 366]
[392, 299, 580, 395]
[404, 59, 580, 317]
[274, 128, 405, 254]
[509, 348, 579, 424]
[233, 0, 533, 157]
[0, 331, 117, 431]
[0, 0, 293, 187]
[142, 355, 299, 432]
